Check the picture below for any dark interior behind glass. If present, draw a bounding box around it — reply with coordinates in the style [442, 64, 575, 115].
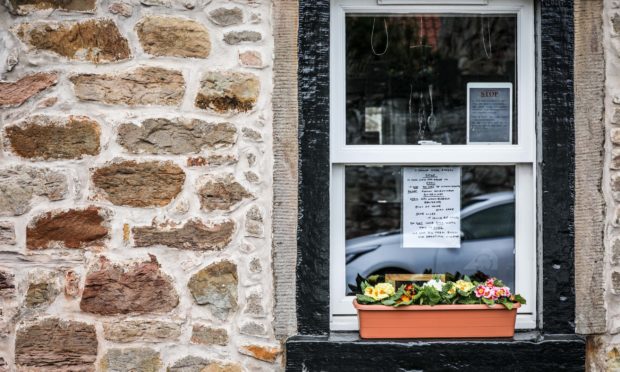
[346, 14, 517, 145]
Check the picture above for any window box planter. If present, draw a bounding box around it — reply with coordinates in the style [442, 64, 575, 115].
[353, 300, 520, 339]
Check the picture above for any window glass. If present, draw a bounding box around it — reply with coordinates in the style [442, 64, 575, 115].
[345, 14, 518, 145]
[345, 165, 515, 293]
[462, 203, 515, 240]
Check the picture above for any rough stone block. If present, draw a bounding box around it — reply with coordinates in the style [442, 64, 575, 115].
[248, 256, 262, 274]
[244, 291, 265, 318]
[613, 272, 620, 295]
[0, 222, 15, 245]
[238, 344, 281, 363]
[195, 71, 259, 113]
[187, 157, 208, 167]
[208, 7, 244, 26]
[223, 30, 262, 45]
[108, 2, 133, 16]
[0, 166, 67, 216]
[0, 271, 15, 293]
[136, 16, 211, 58]
[100, 348, 161, 372]
[207, 153, 238, 166]
[0, 72, 57, 107]
[132, 219, 235, 251]
[188, 260, 238, 320]
[239, 320, 267, 337]
[245, 205, 263, 237]
[244, 171, 260, 183]
[612, 172, 620, 197]
[70, 67, 185, 106]
[103, 320, 182, 343]
[7, 0, 96, 15]
[239, 50, 263, 68]
[167, 356, 210, 372]
[139, 0, 195, 9]
[25, 271, 58, 308]
[197, 175, 252, 212]
[5, 115, 100, 160]
[613, 128, 620, 145]
[64, 270, 80, 298]
[92, 160, 185, 208]
[613, 148, 620, 169]
[13, 19, 131, 63]
[190, 324, 228, 346]
[80, 255, 179, 315]
[15, 318, 97, 370]
[118, 118, 236, 155]
[241, 127, 262, 142]
[26, 206, 109, 250]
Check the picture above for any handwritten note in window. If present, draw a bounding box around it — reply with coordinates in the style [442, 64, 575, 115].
[402, 167, 461, 248]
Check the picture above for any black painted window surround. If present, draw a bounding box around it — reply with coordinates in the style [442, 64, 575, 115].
[286, 1, 585, 371]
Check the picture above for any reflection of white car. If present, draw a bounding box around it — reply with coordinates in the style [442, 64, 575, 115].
[346, 192, 515, 291]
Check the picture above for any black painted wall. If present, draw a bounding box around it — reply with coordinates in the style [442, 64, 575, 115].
[287, 335, 585, 371]
[296, 0, 331, 336]
[540, 0, 576, 334]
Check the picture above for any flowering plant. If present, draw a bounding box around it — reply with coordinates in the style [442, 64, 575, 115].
[356, 276, 526, 310]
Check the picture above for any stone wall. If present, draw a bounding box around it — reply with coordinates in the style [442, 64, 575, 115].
[585, 0, 620, 369]
[0, 0, 279, 370]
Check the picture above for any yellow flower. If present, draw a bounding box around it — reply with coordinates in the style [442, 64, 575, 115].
[374, 283, 395, 300]
[455, 280, 474, 293]
[447, 286, 456, 295]
[364, 283, 395, 300]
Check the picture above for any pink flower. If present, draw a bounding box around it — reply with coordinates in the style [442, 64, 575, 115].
[475, 285, 486, 298]
[498, 286, 511, 298]
[485, 278, 495, 288]
[484, 287, 498, 300]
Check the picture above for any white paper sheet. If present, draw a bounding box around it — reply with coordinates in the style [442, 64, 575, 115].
[402, 167, 461, 248]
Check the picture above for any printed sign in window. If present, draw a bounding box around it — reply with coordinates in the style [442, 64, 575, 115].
[402, 167, 462, 248]
[467, 83, 513, 144]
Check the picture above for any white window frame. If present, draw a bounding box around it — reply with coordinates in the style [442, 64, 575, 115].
[329, 0, 537, 331]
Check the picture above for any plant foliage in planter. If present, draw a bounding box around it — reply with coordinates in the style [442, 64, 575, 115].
[356, 275, 526, 309]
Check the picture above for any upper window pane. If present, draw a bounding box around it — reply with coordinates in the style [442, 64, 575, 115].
[345, 14, 518, 145]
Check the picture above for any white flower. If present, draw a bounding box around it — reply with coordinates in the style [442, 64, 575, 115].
[423, 279, 445, 292]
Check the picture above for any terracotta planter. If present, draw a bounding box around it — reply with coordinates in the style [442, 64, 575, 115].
[354, 300, 520, 339]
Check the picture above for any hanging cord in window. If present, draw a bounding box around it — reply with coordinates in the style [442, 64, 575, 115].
[409, 83, 416, 138]
[371, 18, 389, 56]
[481, 16, 492, 59]
[418, 90, 426, 140]
[427, 84, 437, 132]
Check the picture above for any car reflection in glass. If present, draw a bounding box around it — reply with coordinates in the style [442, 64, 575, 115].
[346, 192, 515, 294]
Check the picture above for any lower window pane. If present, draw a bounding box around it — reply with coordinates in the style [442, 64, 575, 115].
[345, 165, 515, 294]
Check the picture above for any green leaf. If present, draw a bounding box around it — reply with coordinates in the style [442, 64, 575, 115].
[502, 301, 514, 310]
[360, 281, 368, 293]
[356, 294, 377, 304]
[481, 297, 494, 306]
[513, 294, 527, 305]
[381, 299, 396, 306]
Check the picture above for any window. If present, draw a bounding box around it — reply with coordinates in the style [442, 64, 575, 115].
[329, 0, 536, 331]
